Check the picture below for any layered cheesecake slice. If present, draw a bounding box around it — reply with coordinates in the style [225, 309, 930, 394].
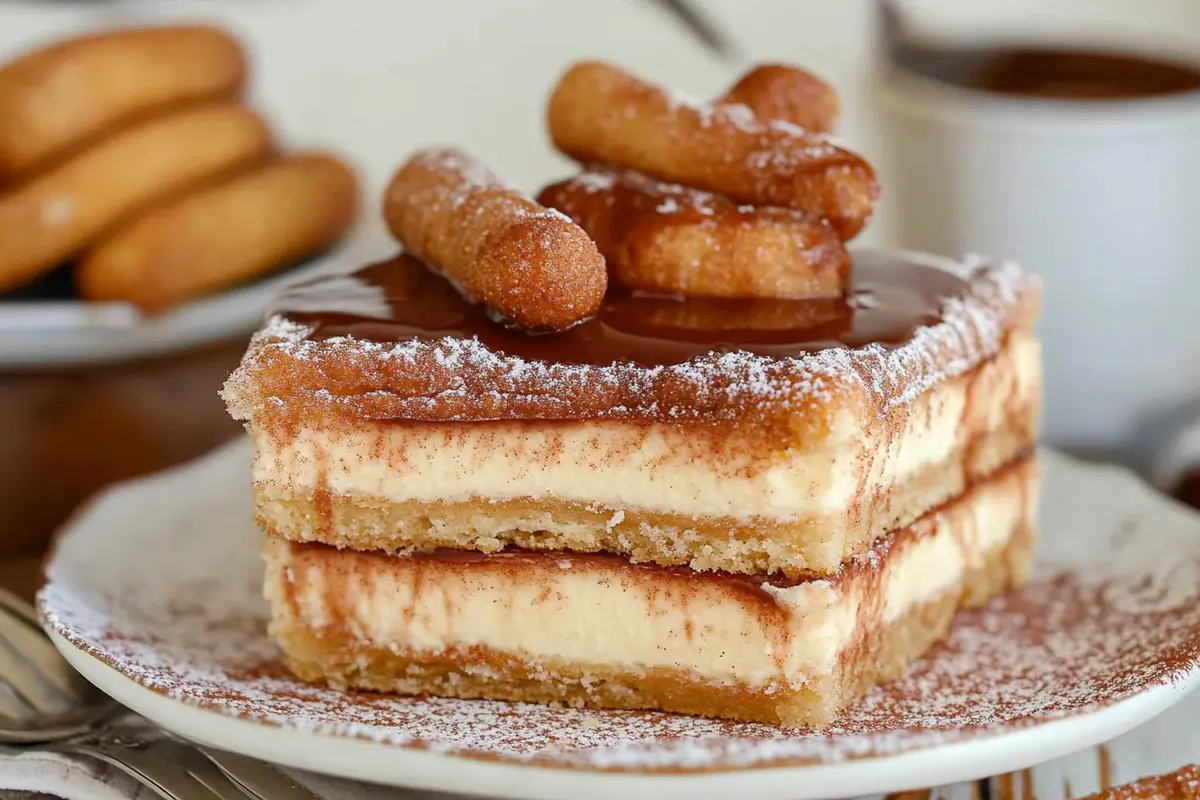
[226, 55, 1044, 728]
[264, 455, 1038, 727]
[223, 249, 1040, 578]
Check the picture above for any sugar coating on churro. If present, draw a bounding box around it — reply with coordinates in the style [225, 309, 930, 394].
[384, 148, 606, 331]
[547, 61, 877, 239]
[538, 169, 849, 298]
[720, 63, 839, 133]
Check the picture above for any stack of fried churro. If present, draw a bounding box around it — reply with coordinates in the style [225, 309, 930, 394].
[538, 61, 871, 302]
[0, 25, 359, 311]
[379, 62, 868, 330]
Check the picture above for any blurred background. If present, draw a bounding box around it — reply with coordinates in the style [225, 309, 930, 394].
[3, 0, 1200, 594]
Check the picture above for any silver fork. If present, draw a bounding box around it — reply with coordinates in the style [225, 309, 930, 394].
[37, 716, 315, 800]
[1, 714, 319, 800]
[0, 588, 319, 800]
[28, 719, 249, 800]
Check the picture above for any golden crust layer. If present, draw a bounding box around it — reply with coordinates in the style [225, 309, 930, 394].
[269, 517, 1034, 727]
[274, 585, 957, 727]
[221, 255, 1039, 439]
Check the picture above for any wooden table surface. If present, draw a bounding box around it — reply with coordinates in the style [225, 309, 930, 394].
[0, 339, 248, 599]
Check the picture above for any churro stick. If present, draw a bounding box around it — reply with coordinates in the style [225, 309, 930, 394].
[383, 148, 606, 330]
[547, 61, 877, 239]
[78, 153, 359, 311]
[0, 26, 247, 180]
[537, 170, 849, 299]
[719, 64, 839, 133]
[0, 103, 272, 293]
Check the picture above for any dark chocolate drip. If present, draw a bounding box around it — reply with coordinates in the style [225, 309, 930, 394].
[271, 250, 967, 368]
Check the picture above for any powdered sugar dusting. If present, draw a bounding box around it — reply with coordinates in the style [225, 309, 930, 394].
[392, 148, 573, 231]
[221, 251, 1039, 432]
[660, 88, 841, 159]
[38, 444, 1200, 774]
[412, 148, 506, 196]
[555, 168, 728, 217]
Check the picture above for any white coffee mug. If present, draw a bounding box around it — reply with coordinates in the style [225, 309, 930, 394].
[875, 59, 1200, 467]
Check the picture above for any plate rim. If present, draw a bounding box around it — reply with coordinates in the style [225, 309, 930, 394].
[0, 238, 361, 367]
[46, 626, 1200, 800]
[36, 444, 1200, 798]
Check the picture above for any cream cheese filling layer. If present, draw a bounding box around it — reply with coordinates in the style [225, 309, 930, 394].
[264, 457, 1035, 690]
[252, 334, 1038, 522]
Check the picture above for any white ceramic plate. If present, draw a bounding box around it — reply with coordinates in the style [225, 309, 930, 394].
[39, 441, 1200, 800]
[0, 238, 367, 368]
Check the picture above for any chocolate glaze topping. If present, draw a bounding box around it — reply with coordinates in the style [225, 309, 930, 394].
[271, 250, 967, 367]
